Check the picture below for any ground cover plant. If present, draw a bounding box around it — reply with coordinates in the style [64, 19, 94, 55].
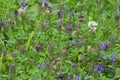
[0, 0, 120, 80]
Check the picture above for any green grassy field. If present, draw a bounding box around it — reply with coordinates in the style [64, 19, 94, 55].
[0, 0, 120, 80]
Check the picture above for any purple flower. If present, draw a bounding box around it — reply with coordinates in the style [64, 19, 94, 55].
[110, 53, 116, 61]
[74, 76, 79, 80]
[57, 10, 62, 18]
[0, 21, 5, 25]
[57, 23, 62, 28]
[101, 41, 109, 50]
[44, 0, 49, 6]
[58, 72, 64, 80]
[71, 62, 75, 67]
[72, 40, 76, 46]
[21, 0, 26, 7]
[94, 63, 105, 72]
[66, 22, 72, 32]
[37, 64, 41, 68]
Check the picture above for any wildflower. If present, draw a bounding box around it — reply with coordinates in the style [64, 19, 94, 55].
[34, 42, 44, 52]
[110, 53, 116, 61]
[44, 0, 49, 7]
[57, 23, 62, 28]
[94, 63, 105, 72]
[88, 21, 98, 32]
[37, 64, 42, 68]
[79, 16, 85, 22]
[101, 41, 109, 50]
[114, 14, 120, 20]
[72, 40, 77, 46]
[57, 10, 62, 18]
[78, 54, 84, 61]
[88, 21, 98, 27]
[71, 62, 76, 67]
[12, 52, 17, 57]
[21, 0, 26, 7]
[17, 6, 27, 15]
[66, 22, 72, 33]
[58, 72, 64, 80]
[38, 2, 42, 7]
[14, 10, 18, 15]
[73, 76, 79, 80]
[48, 43, 54, 53]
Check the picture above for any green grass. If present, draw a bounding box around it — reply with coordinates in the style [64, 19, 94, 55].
[0, 0, 120, 80]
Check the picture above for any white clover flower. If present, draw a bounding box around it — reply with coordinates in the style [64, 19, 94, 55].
[17, 6, 27, 15]
[88, 21, 98, 32]
[88, 21, 98, 27]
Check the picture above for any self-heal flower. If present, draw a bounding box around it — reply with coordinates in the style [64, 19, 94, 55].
[101, 41, 109, 50]
[71, 62, 76, 67]
[94, 63, 105, 72]
[74, 76, 79, 80]
[21, 0, 26, 7]
[110, 53, 116, 61]
[57, 10, 62, 18]
[66, 22, 72, 33]
[44, 0, 49, 7]
[58, 72, 64, 80]
[57, 23, 62, 28]
[72, 40, 76, 46]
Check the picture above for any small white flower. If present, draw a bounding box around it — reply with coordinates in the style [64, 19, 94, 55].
[88, 21, 98, 27]
[88, 21, 98, 32]
[17, 6, 27, 15]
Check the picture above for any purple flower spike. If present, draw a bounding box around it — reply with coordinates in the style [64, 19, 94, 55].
[57, 10, 62, 18]
[74, 76, 79, 80]
[21, 0, 26, 7]
[94, 63, 105, 72]
[57, 23, 62, 28]
[71, 62, 76, 67]
[101, 41, 109, 50]
[66, 22, 72, 32]
[72, 40, 76, 46]
[37, 64, 41, 68]
[110, 53, 116, 61]
[58, 72, 64, 80]
[44, 0, 49, 6]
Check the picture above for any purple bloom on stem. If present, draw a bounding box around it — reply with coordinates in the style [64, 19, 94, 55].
[110, 53, 116, 61]
[44, 0, 49, 6]
[72, 40, 76, 46]
[57, 10, 62, 18]
[58, 72, 64, 80]
[74, 76, 79, 80]
[57, 23, 62, 28]
[71, 62, 76, 67]
[21, 0, 26, 7]
[101, 41, 109, 50]
[94, 63, 105, 72]
[1, 21, 5, 25]
[66, 22, 72, 33]
[37, 64, 41, 68]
